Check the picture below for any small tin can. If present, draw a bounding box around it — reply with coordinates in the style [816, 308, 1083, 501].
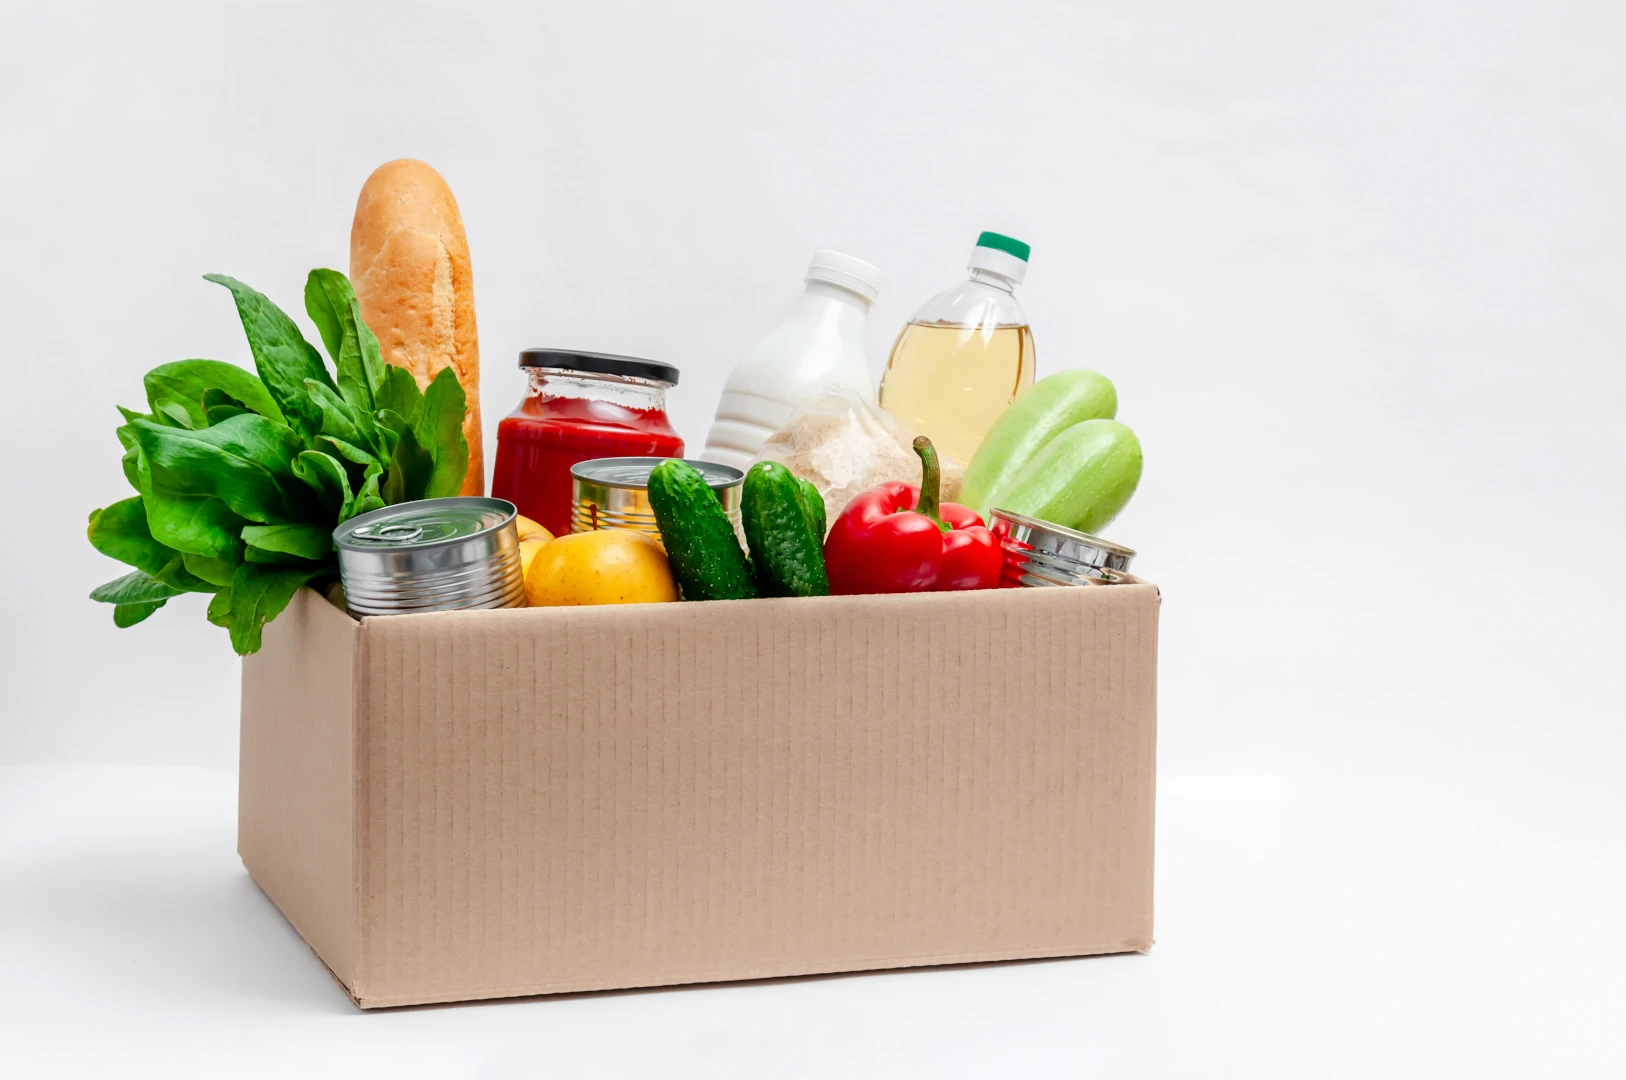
[570, 457, 744, 541]
[333, 497, 526, 616]
[987, 508, 1136, 588]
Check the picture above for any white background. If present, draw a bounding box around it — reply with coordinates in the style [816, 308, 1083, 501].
[2, 1, 1622, 1076]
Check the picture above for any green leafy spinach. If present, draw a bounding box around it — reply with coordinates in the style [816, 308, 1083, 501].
[87, 269, 470, 654]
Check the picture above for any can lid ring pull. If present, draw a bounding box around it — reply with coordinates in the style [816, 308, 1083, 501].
[353, 522, 424, 543]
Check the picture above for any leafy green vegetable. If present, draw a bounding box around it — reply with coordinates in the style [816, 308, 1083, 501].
[381, 424, 434, 505]
[143, 491, 248, 562]
[415, 367, 470, 499]
[144, 359, 285, 428]
[242, 523, 331, 561]
[291, 450, 354, 518]
[114, 601, 167, 628]
[376, 364, 424, 419]
[87, 497, 175, 577]
[204, 274, 334, 443]
[304, 269, 386, 412]
[181, 551, 239, 588]
[90, 569, 184, 605]
[225, 563, 325, 654]
[88, 269, 471, 653]
[134, 414, 309, 524]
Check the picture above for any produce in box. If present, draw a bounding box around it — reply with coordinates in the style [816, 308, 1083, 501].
[86, 271, 470, 653]
[824, 436, 1001, 595]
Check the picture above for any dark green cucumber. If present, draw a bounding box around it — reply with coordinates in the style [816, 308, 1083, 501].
[742, 462, 830, 598]
[798, 477, 827, 540]
[647, 460, 757, 601]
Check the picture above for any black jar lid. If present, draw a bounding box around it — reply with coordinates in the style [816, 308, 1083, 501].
[518, 349, 679, 386]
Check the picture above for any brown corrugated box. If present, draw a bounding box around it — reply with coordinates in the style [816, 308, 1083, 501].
[240, 581, 1159, 1008]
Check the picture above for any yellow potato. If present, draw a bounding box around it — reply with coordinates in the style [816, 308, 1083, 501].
[524, 528, 678, 607]
[512, 516, 555, 584]
[514, 514, 551, 542]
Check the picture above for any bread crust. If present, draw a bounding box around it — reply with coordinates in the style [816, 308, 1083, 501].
[350, 159, 483, 495]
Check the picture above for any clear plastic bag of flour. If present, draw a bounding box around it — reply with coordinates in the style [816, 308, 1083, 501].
[751, 385, 966, 531]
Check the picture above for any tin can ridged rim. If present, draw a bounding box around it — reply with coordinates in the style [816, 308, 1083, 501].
[333, 497, 518, 552]
[344, 563, 524, 603]
[569, 457, 744, 490]
[987, 508, 1136, 558]
[344, 574, 524, 605]
[340, 550, 522, 589]
[347, 587, 526, 616]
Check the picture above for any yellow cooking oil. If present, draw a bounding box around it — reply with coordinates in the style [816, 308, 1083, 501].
[879, 320, 1035, 464]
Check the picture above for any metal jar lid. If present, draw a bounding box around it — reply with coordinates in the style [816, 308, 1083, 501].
[332, 497, 526, 616]
[570, 457, 743, 541]
[518, 349, 679, 385]
[987, 508, 1136, 588]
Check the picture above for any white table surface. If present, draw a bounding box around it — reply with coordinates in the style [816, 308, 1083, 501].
[4, 760, 1619, 1078]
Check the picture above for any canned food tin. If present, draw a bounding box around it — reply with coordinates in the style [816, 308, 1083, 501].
[332, 497, 526, 616]
[570, 457, 744, 541]
[987, 508, 1136, 588]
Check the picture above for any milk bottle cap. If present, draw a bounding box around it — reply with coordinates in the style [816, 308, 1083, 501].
[805, 250, 884, 304]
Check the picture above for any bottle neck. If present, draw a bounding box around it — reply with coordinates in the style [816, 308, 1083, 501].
[968, 268, 1017, 294]
[800, 278, 875, 313]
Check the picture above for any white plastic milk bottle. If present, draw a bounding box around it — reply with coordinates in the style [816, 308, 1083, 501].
[700, 250, 883, 471]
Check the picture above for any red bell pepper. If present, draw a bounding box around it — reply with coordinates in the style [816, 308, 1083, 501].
[824, 435, 1003, 595]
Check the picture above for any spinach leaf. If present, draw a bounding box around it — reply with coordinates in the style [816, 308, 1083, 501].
[375, 364, 423, 420]
[305, 378, 388, 463]
[206, 587, 233, 629]
[86, 497, 213, 592]
[204, 274, 332, 443]
[154, 400, 195, 428]
[90, 569, 184, 605]
[134, 413, 308, 524]
[304, 269, 386, 411]
[202, 388, 247, 411]
[319, 435, 378, 468]
[201, 388, 250, 426]
[226, 563, 325, 654]
[414, 367, 469, 499]
[145, 359, 284, 428]
[143, 489, 248, 561]
[114, 600, 167, 628]
[381, 423, 434, 504]
[87, 497, 174, 576]
[351, 461, 385, 518]
[291, 450, 353, 519]
[242, 522, 331, 562]
[115, 422, 145, 491]
[181, 551, 239, 588]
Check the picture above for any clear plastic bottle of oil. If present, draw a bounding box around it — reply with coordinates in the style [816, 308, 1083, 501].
[878, 232, 1035, 463]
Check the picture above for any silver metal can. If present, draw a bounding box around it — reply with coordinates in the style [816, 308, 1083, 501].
[570, 457, 744, 541]
[987, 508, 1136, 588]
[332, 497, 526, 616]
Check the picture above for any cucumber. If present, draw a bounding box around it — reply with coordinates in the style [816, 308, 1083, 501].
[742, 462, 830, 598]
[984, 419, 1142, 535]
[798, 477, 827, 540]
[647, 460, 757, 601]
[961, 368, 1118, 516]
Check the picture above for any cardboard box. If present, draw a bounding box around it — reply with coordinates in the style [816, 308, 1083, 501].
[240, 582, 1159, 1008]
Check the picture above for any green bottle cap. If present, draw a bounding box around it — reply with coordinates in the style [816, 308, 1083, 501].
[976, 231, 1031, 262]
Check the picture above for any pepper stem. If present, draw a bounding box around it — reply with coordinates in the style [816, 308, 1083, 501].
[911, 436, 948, 531]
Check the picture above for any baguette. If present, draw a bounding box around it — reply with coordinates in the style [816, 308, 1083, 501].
[349, 159, 483, 495]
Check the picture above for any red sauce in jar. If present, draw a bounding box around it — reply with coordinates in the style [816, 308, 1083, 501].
[492, 377, 683, 538]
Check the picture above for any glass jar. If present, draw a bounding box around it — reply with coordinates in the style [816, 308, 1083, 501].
[491, 350, 683, 538]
